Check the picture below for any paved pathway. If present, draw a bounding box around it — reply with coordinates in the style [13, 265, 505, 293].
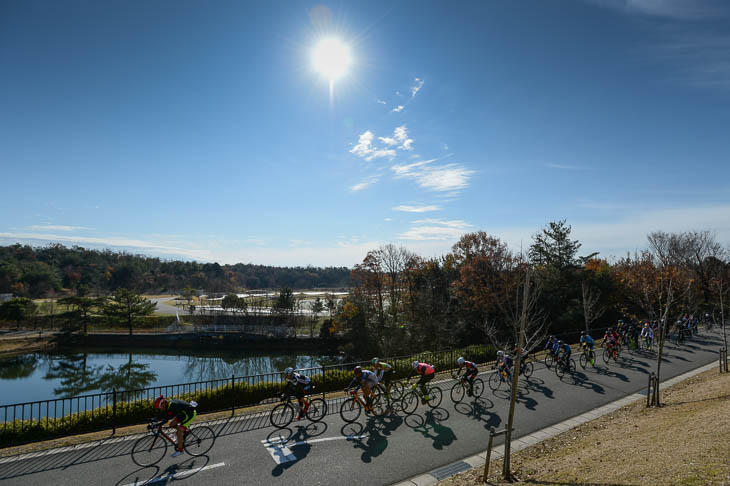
[0, 329, 725, 486]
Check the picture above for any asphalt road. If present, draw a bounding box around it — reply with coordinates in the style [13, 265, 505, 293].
[0, 329, 725, 486]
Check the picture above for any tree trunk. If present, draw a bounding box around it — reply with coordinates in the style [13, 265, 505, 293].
[504, 268, 530, 480]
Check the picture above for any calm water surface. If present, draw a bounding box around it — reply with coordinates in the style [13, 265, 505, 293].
[0, 348, 344, 406]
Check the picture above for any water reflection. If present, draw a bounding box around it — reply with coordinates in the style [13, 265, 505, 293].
[43, 353, 157, 397]
[0, 349, 344, 404]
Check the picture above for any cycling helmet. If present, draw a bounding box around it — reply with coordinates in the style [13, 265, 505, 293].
[497, 350, 504, 357]
[412, 360, 419, 369]
[558, 340, 564, 345]
[457, 357, 465, 365]
[284, 367, 294, 376]
[354, 366, 362, 374]
[153, 395, 167, 409]
[371, 358, 379, 365]
[581, 330, 585, 335]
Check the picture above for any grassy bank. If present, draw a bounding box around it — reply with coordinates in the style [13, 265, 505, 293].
[440, 367, 730, 486]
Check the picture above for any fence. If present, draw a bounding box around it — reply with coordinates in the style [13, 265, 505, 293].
[0, 343, 497, 447]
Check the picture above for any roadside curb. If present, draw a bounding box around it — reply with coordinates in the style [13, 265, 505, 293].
[391, 358, 719, 486]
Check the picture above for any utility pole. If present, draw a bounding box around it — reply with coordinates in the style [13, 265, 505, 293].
[503, 266, 530, 480]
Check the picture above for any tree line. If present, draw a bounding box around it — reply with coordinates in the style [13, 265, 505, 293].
[331, 221, 730, 357]
[0, 244, 351, 297]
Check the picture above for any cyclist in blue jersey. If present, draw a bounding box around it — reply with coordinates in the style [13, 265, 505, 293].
[580, 331, 595, 366]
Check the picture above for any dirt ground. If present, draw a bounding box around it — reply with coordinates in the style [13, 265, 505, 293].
[439, 367, 730, 486]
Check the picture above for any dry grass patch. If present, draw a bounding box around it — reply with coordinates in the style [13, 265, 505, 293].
[440, 368, 730, 486]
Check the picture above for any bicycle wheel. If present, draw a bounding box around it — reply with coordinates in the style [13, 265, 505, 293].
[522, 361, 533, 378]
[184, 425, 216, 457]
[450, 381, 466, 404]
[370, 392, 387, 416]
[472, 378, 485, 398]
[579, 353, 587, 369]
[131, 434, 167, 467]
[339, 397, 362, 423]
[589, 351, 596, 366]
[400, 391, 419, 415]
[488, 372, 501, 391]
[555, 361, 565, 379]
[569, 359, 576, 373]
[389, 381, 405, 401]
[544, 353, 554, 369]
[270, 402, 295, 428]
[306, 398, 327, 422]
[602, 348, 610, 364]
[426, 386, 443, 408]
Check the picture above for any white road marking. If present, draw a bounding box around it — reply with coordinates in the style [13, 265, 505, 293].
[120, 461, 225, 486]
[262, 435, 368, 464]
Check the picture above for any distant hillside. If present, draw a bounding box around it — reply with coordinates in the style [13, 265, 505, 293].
[0, 244, 352, 297]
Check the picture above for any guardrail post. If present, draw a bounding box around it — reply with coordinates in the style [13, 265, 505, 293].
[231, 374, 236, 415]
[112, 388, 117, 435]
[720, 348, 728, 373]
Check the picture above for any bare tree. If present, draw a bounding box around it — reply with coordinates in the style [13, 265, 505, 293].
[581, 281, 605, 333]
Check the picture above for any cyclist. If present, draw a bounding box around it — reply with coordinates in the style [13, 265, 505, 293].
[496, 350, 513, 382]
[456, 356, 478, 396]
[545, 335, 557, 356]
[153, 395, 197, 457]
[603, 328, 618, 360]
[282, 367, 312, 420]
[641, 323, 654, 350]
[409, 360, 436, 404]
[371, 357, 395, 398]
[347, 366, 379, 411]
[557, 340, 572, 370]
[579, 331, 595, 366]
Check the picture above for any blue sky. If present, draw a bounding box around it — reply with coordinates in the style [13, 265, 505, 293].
[1, 0, 729, 266]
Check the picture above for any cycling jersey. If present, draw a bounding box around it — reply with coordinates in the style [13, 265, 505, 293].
[158, 399, 196, 424]
[374, 362, 393, 381]
[357, 370, 379, 386]
[286, 372, 311, 386]
[580, 335, 594, 346]
[561, 343, 571, 357]
[413, 363, 435, 376]
[459, 361, 478, 376]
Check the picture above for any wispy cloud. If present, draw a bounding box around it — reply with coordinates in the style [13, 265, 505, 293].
[0, 232, 210, 260]
[391, 159, 437, 178]
[392, 205, 442, 213]
[410, 78, 424, 98]
[376, 99, 387, 105]
[397, 219, 471, 241]
[545, 163, 590, 170]
[350, 177, 379, 192]
[391, 105, 404, 113]
[391, 157, 474, 192]
[586, 0, 727, 19]
[26, 224, 90, 231]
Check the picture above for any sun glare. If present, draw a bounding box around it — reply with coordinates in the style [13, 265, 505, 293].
[312, 37, 351, 83]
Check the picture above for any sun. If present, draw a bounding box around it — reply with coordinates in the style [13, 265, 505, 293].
[312, 37, 351, 83]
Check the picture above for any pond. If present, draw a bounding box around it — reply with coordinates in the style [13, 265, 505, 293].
[0, 348, 345, 406]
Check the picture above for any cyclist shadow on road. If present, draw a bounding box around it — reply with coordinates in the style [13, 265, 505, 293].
[268, 421, 327, 477]
[568, 372, 606, 395]
[523, 377, 555, 401]
[343, 415, 402, 463]
[454, 398, 501, 431]
[403, 409, 457, 451]
[115, 454, 210, 486]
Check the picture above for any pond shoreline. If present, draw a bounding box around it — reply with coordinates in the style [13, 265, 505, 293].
[0, 330, 344, 358]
